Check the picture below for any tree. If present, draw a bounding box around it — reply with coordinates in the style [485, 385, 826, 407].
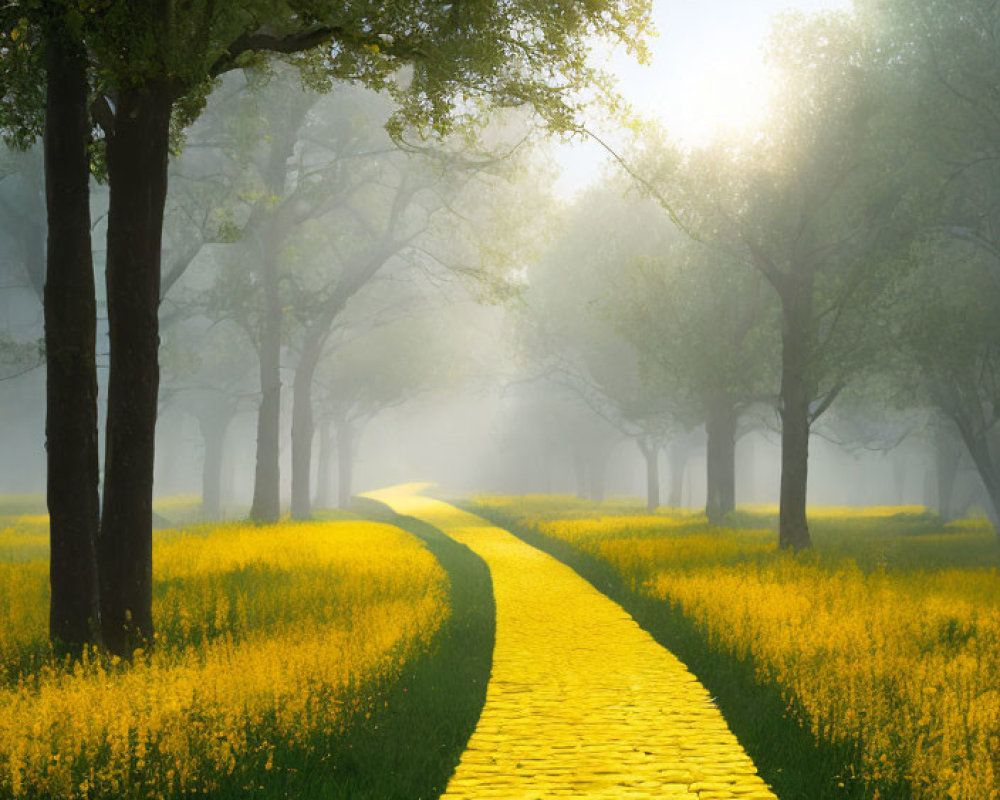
[43, 12, 103, 653]
[159, 314, 257, 520]
[520, 182, 673, 510]
[5, 0, 652, 655]
[892, 236, 1000, 537]
[648, 12, 907, 548]
[859, 0, 1000, 538]
[313, 298, 457, 507]
[615, 231, 778, 523]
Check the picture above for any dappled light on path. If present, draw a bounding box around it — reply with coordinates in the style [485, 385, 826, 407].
[365, 485, 777, 800]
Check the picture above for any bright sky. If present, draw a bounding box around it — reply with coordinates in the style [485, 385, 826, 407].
[554, 0, 853, 197]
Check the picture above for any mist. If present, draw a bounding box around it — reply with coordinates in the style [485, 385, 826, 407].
[2, 0, 1000, 536]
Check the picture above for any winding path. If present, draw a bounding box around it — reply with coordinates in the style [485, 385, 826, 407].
[364, 485, 778, 800]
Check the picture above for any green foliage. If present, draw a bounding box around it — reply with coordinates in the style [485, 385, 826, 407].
[3, 0, 653, 154]
[0, 5, 43, 147]
[615, 229, 779, 429]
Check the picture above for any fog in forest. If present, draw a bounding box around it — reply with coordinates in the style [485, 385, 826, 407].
[3, 0, 999, 533]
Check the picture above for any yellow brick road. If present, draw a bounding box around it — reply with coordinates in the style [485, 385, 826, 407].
[365, 485, 778, 800]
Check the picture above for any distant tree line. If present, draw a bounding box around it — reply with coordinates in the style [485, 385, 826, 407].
[518, 0, 1000, 551]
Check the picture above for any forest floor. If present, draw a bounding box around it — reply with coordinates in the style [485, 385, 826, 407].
[365, 484, 777, 800]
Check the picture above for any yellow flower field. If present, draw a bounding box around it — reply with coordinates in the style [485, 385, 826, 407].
[478, 496, 1000, 800]
[0, 514, 448, 799]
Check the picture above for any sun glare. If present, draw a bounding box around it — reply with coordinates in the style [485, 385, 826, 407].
[658, 55, 773, 147]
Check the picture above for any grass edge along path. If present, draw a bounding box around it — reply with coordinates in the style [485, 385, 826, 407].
[312, 496, 496, 800]
[371, 484, 778, 800]
[0, 508, 494, 800]
[467, 502, 913, 800]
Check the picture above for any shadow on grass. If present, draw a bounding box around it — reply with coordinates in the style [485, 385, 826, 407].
[468, 503, 909, 800]
[208, 497, 495, 800]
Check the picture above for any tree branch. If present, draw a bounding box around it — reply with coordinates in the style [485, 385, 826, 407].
[209, 27, 339, 77]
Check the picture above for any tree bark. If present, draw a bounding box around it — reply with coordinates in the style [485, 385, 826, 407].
[336, 418, 354, 509]
[637, 438, 660, 512]
[777, 277, 814, 551]
[290, 349, 319, 519]
[249, 256, 282, 523]
[99, 80, 172, 656]
[705, 398, 737, 525]
[43, 21, 102, 654]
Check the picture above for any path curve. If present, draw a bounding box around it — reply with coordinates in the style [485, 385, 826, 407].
[365, 485, 778, 800]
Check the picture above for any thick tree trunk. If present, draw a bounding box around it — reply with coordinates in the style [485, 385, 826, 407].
[777, 279, 814, 551]
[314, 419, 332, 509]
[705, 399, 737, 525]
[336, 419, 354, 509]
[100, 80, 172, 656]
[637, 438, 660, 512]
[290, 351, 319, 519]
[43, 23, 102, 654]
[250, 257, 282, 523]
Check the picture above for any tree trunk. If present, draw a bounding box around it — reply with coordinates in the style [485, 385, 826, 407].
[43, 22, 102, 654]
[198, 409, 232, 520]
[777, 279, 814, 551]
[637, 438, 660, 512]
[247, 114, 304, 524]
[290, 350, 319, 519]
[99, 80, 172, 656]
[667, 440, 687, 509]
[934, 426, 962, 521]
[249, 256, 282, 523]
[705, 398, 737, 525]
[336, 419, 354, 509]
[314, 419, 332, 509]
[951, 421, 1000, 540]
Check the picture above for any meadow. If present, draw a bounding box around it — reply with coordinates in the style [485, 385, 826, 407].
[472, 496, 1000, 800]
[0, 498, 458, 799]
